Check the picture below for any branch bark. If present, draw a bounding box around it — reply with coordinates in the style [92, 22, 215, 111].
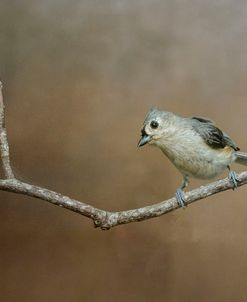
[0, 82, 14, 179]
[0, 81, 247, 230]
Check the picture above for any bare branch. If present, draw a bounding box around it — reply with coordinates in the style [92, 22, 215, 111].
[0, 82, 14, 179]
[0, 172, 247, 229]
[0, 81, 247, 230]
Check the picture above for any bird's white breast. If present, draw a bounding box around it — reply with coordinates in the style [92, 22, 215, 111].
[156, 127, 235, 179]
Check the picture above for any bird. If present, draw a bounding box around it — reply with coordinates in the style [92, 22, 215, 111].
[138, 108, 247, 207]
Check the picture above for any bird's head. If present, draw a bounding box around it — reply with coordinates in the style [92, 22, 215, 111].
[138, 108, 175, 148]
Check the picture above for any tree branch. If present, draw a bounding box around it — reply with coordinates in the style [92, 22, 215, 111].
[0, 82, 14, 179]
[0, 81, 247, 230]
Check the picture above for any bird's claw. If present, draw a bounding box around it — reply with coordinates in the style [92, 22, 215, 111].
[228, 170, 240, 190]
[176, 189, 186, 208]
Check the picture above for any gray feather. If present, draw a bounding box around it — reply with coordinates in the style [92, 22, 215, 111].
[235, 151, 247, 166]
[191, 117, 239, 151]
[191, 116, 215, 124]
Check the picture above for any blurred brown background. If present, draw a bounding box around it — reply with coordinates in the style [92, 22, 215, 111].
[1, 1, 247, 301]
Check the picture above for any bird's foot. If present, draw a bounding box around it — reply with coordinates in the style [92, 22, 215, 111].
[175, 188, 186, 208]
[228, 170, 240, 190]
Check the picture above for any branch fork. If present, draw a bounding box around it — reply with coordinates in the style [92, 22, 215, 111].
[1, 81, 247, 230]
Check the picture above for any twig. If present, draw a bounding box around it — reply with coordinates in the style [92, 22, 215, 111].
[0, 81, 247, 230]
[0, 82, 14, 179]
[0, 173, 247, 230]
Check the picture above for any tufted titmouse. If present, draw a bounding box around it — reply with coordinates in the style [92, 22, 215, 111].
[138, 108, 247, 207]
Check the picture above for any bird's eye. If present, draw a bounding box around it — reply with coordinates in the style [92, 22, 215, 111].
[150, 120, 159, 129]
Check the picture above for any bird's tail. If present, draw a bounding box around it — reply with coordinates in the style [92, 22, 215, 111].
[235, 151, 247, 166]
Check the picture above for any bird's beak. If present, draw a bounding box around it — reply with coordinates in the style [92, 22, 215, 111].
[138, 133, 151, 147]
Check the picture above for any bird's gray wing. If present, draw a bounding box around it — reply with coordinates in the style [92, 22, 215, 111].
[222, 132, 240, 151]
[191, 116, 215, 124]
[191, 117, 239, 151]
